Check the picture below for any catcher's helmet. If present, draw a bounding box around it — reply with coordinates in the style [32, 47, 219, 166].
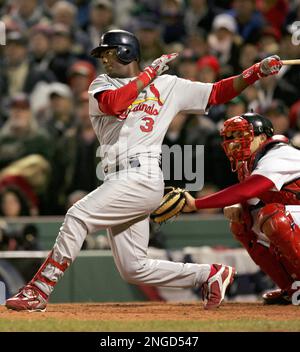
[90, 30, 140, 64]
[241, 112, 274, 138]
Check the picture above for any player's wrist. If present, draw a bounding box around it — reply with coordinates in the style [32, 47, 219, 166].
[138, 66, 157, 87]
[242, 63, 263, 85]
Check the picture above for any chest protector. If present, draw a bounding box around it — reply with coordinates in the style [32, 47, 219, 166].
[238, 136, 300, 205]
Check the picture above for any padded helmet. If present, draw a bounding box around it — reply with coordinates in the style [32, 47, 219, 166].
[241, 112, 274, 138]
[90, 29, 140, 64]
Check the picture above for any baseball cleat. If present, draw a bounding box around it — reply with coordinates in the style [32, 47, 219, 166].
[5, 284, 48, 312]
[262, 289, 292, 305]
[202, 264, 236, 310]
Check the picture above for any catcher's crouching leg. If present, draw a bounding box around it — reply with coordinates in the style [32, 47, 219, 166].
[230, 220, 293, 291]
[258, 203, 300, 280]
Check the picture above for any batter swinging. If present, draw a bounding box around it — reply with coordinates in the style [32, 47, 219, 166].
[6, 30, 282, 311]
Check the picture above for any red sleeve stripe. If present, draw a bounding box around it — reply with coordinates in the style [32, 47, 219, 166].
[208, 76, 239, 105]
[95, 80, 138, 116]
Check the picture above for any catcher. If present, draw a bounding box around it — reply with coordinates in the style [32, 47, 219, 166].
[179, 112, 300, 304]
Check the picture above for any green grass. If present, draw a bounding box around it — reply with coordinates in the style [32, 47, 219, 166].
[1, 319, 300, 332]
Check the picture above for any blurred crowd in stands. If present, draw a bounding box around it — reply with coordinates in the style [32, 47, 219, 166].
[0, 0, 300, 217]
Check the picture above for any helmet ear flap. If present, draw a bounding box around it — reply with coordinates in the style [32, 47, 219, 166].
[116, 46, 132, 64]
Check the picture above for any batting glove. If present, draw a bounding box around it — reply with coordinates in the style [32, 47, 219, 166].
[242, 55, 282, 85]
[259, 55, 282, 76]
[138, 53, 179, 87]
[150, 53, 179, 75]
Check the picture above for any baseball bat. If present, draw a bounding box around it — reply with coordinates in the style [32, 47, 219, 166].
[282, 59, 300, 65]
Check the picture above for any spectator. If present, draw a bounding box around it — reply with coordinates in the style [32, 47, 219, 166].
[68, 60, 97, 104]
[43, 82, 76, 136]
[226, 95, 248, 118]
[196, 55, 220, 83]
[255, 74, 299, 109]
[184, 0, 220, 36]
[208, 13, 241, 76]
[184, 31, 210, 58]
[257, 26, 281, 58]
[28, 24, 54, 71]
[135, 16, 165, 66]
[48, 24, 80, 83]
[175, 50, 199, 81]
[0, 188, 33, 217]
[262, 100, 294, 138]
[229, 0, 265, 43]
[114, 0, 135, 28]
[277, 28, 300, 99]
[289, 99, 300, 130]
[279, 27, 300, 61]
[1, 0, 50, 33]
[159, 0, 186, 44]
[0, 93, 53, 170]
[41, 0, 61, 20]
[87, 0, 115, 50]
[51, 0, 78, 27]
[288, 100, 300, 149]
[285, 1, 300, 27]
[42, 83, 78, 213]
[256, 0, 289, 33]
[68, 91, 100, 193]
[0, 155, 51, 215]
[73, 0, 91, 30]
[208, 94, 248, 125]
[0, 31, 55, 99]
[238, 43, 259, 71]
[51, 0, 91, 54]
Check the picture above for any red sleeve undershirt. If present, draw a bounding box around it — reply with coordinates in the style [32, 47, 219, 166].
[208, 76, 239, 106]
[95, 80, 138, 116]
[195, 174, 274, 209]
[96, 75, 240, 116]
[96, 74, 241, 115]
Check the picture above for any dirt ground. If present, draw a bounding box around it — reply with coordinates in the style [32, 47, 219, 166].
[1, 302, 299, 321]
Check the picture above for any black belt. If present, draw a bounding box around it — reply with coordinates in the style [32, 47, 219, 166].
[103, 158, 141, 175]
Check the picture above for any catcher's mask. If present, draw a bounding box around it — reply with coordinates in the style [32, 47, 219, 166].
[220, 112, 274, 172]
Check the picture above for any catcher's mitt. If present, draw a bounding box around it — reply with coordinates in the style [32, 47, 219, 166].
[150, 187, 186, 224]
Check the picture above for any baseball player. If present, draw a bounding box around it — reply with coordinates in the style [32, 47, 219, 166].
[183, 112, 300, 304]
[6, 30, 282, 311]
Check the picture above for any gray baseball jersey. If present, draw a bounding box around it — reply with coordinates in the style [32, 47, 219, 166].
[88, 74, 213, 168]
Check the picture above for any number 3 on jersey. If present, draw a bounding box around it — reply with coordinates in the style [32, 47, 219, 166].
[140, 117, 154, 132]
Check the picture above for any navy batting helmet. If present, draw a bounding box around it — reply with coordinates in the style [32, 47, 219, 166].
[91, 29, 140, 64]
[241, 112, 274, 137]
